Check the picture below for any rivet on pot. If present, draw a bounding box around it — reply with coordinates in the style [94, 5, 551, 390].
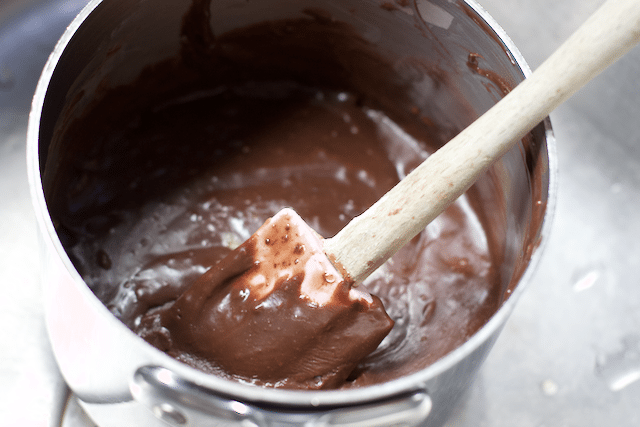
[152, 402, 187, 425]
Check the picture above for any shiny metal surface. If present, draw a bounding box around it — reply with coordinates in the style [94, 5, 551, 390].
[0, 2, 89, 426]
[1, 1, 639, 427]
[130, 365, 432, 427]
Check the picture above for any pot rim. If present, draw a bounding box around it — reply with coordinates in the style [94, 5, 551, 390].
[26, 0, 557, 408]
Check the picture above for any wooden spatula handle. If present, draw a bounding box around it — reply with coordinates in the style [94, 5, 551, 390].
[324, 0, 640, 284]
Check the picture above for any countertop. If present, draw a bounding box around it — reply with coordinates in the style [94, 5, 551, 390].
[1, 0, 639, 426]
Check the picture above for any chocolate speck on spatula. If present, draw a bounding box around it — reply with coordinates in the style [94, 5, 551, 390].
[141, 0, 640, 389]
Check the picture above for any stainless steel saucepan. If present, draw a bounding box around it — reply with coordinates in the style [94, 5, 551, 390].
[27, 0, 555, 425]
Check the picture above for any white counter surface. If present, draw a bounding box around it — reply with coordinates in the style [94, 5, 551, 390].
[1, 0, 639, 425]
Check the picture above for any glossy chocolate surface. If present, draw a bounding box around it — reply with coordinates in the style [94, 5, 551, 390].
[50, 13, 503, 390]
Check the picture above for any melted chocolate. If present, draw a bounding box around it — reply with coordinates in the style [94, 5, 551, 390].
[467, 52, 513, 97]
[49, 14, 503, 390]
[138, 209, 395, 389]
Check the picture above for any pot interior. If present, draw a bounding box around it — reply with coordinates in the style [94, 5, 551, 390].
[34, 0, 550, 405]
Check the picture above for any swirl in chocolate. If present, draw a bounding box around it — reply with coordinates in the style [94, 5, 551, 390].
[139, 209, 394, 389]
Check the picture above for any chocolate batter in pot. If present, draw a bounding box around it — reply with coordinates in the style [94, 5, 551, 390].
[50, 13, 503, 390]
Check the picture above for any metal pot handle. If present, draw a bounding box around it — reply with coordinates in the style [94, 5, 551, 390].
[131, 365, 432, 426]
